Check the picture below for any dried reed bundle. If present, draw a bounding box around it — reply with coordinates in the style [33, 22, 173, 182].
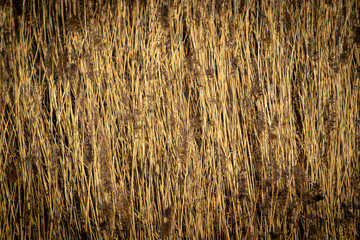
[1, 0, 359, 238]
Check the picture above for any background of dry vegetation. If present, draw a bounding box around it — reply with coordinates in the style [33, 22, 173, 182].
[1, 0, 360, 239]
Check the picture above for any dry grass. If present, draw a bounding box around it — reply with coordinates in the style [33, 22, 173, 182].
[1, 0, 360, 239]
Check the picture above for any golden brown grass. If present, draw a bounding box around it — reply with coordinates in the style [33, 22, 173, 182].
[1, 0, 360, 239]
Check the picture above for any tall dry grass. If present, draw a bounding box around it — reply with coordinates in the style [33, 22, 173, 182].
[1, 0, 360, 239]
